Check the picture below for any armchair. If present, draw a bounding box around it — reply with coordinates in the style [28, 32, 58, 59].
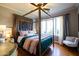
[63, 36, 79, 47]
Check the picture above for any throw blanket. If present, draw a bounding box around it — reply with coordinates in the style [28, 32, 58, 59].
[22, 34, 51, 54]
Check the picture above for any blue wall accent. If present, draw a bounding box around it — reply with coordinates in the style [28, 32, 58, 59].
[19, 22, 33, 31]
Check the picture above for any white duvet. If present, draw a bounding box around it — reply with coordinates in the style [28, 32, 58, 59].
[17, 34, 51, 54]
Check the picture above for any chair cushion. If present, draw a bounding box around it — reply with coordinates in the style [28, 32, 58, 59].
[63, 40, 77, 47]
[63, 36, 79, 47]
[63, 40, 74, 45]
[65, 36, 75, 42]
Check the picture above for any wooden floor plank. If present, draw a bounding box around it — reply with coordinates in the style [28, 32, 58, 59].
[17, 43, 79, 56]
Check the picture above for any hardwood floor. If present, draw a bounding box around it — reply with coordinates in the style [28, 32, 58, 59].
[17, 43, 79, 56]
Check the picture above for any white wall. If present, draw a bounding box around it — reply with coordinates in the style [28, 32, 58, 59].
[0, 6, 13, 28]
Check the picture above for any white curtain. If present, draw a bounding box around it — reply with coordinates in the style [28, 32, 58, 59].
[47, 19, 53, 34]
[55, 16, 64, 44]
[41, 19, 53, 34]
[33, 23, 36, 33]
[41, 16, 64, 44]
[41, 20, 47, 34]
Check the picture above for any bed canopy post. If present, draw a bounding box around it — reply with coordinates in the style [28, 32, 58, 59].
[22, 3, 55, 56]
[38, 6, 41, 56]
[52, 18, 54, 49]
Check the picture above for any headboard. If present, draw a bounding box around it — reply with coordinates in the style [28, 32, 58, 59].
[12, 14, 33, 42]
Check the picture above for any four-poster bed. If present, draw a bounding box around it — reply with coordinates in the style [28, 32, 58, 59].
[14, 3, 54, 56]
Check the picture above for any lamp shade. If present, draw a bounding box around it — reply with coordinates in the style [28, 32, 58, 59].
[5, 28, 12, 38]
[0, 25, 6, 37]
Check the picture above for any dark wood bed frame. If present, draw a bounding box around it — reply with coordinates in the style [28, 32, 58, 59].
[12, 3, 55, 55]
[12, 14, 33, 43]
[12, 14, 54, 56]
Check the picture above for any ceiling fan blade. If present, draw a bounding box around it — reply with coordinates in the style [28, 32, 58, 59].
[30, 3, 37, 7]
[41, 8, 52, 17]
[43, 3, 47, 6]
[23, 8, 38, 16]
[43, 8, 50, 10]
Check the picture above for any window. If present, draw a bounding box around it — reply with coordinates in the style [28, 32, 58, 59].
[47, 19, 53, 34]
[41, 19, 53, 34]
[41, 16, 63, 35]
[41, 20, 46, 34]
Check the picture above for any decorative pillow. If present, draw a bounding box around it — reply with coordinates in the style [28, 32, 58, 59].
[28, 31, 35, 34]
[17, 36, 24, 43]
[27, 31, 36, 36]
[75, 38, 79, 42]
[75, 38, 79, 40]
[66, 36, 75, 42]
[19, 31, 28, 36]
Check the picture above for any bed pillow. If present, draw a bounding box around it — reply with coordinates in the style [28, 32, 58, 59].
[66, 36, 75, 42]
[19, 31, 28, 36]
[17, 36, 25, 43]
[27, 31, 36, 36]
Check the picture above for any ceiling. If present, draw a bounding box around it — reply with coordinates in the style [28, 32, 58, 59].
[0, 3, 78, 19]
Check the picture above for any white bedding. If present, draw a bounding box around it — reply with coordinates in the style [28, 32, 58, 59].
[17, 36, 24, 43]
[17, 35, 38, 43]
[17, 34, 52, 54]
[17, 34, 50, 43]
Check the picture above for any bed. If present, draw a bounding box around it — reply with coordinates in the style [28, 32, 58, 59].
[13, 14, 54, 55]
[17, 33, 53, 55]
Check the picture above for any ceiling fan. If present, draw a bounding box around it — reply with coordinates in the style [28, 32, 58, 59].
[23, 3, 51, 17]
